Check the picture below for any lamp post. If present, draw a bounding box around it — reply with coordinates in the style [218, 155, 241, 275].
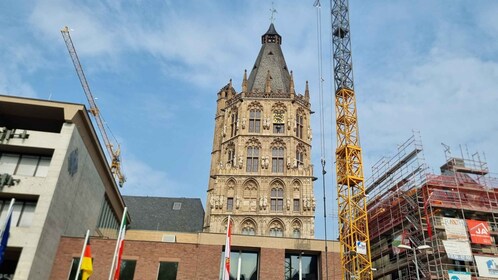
[398, 244, 431, 280]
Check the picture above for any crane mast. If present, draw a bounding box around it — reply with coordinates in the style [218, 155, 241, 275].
[330, 1, 373, 279]
[61, 26, 126, 187]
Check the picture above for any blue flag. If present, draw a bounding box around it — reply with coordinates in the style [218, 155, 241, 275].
[0, 214, 12, 265]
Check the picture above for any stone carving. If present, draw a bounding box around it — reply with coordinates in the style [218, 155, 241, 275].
[286, 198, 291, 210]
[242, 117, 246, 129]
[287, 157, 292, 169]
[223, 125, 227, 137]
[312, 196, 316, 211]
[308, 126, 312, 141]
[238, 156, 243, 169]
[236, 196, 240, 209]
[261, 156, 269, 169]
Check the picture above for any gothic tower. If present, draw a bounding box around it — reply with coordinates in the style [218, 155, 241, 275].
[205, 24, 315, 238]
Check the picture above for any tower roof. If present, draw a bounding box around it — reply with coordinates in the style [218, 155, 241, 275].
[247, 24, 291, 94]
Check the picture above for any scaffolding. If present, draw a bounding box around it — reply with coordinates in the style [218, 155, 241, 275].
[366, 133, 498, 280]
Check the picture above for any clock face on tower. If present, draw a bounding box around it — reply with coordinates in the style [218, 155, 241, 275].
[273, 113, 284, 124]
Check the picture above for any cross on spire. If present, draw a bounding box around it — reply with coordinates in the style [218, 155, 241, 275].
[269, 2, 277, 23]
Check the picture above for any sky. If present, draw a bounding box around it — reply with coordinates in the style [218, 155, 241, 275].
[2, 0, 498, 240]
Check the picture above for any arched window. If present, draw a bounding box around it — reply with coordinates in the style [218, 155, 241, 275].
[269, 220, 284, 237]
[249, 109, 261, 133]
[296, 150, 304, 167]
[296, 113, 304, 139]
[227, 147, 235, 167]
[293, 228, 301, 238]
[271, 187, 284, 212]
[230, 110, 238, 137]
[272, 147, 284, 173]
[241, 220, 256, 235]
[246, 147, 259, 172]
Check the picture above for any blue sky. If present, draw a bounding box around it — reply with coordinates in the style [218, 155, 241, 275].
[2, 0, 498, 240]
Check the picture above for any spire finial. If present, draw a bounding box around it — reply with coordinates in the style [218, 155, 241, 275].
[290, 70, 295, 94]
[242, 69, 248, 92]
[269, 2, 277, 24]
[305, 80, 310, 99]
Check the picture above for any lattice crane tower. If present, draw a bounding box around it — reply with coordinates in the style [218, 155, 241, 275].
[330, 0, 373, 279]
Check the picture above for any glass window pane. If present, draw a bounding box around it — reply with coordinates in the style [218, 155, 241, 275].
[0, 154, 19, 174]
[157, 262, 178, 280]
[68, 258, 82, 280]
[119, 260, 136, 280]
[16, 155, 39, 176]
[18, 202, 36, 227]
[11, 202, 23, 227]
[35, 157, 51, 177]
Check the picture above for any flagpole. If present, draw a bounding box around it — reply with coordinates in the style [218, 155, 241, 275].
[222, 215, 231, 280]
[75, 229, 90, 280]
[109, 207, 127, 280]
[0, 199, 15, 239]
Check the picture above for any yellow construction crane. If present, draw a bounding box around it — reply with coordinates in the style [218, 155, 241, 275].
[330, 0, 373, 279]
[61, 26, 126, 187]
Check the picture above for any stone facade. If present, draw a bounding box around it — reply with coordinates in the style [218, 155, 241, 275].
[204, 24, 316, 238]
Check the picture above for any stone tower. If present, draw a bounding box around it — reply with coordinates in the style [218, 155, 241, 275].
[204, 24, 315, 238]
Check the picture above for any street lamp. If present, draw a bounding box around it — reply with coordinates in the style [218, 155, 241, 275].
[397, 244, 431, 280]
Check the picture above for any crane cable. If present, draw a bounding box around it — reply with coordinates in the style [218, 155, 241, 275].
[314, 1, 329, 279]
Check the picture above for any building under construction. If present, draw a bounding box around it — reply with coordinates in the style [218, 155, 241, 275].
[366, 133, 498, 280]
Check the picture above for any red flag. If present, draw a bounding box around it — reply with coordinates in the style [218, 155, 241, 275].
[223, 216, 231, 280]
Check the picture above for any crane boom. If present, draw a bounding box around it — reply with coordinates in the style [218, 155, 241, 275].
[330, 0, 373, 279]
[61, 26, 126, 187]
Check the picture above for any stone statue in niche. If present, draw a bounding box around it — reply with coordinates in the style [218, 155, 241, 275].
[238, 156, 243, 169]
[312, 196, 316, 210]
[287, 157, 292, 169]
[286, 198, 291, 210]
[210, 196, 215, 209]
[308, 126, 312, 141]
[236, 196, 240, 209]
[218, 161, 224, 170]
[263, 196, 268, 210]
[242, 117, 246, 129]
[223, 125, 227, 137]
[293, 158, 298, 168]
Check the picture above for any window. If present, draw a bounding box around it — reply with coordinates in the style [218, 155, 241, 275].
[271, 188, 284, 212]
[219, 250, 259, 280]
[172, 202, 182, 210]
[97, 196, 120, 235]
[269, 221, 284, 237]
[68, 257, 82, 280]
[272, 147, 284, 173]
[296, 150, 304, 167]
[246, 147, 259, 172]
[293, 199, 300, 212]
[0, 153, 51, 177]
[0, 198, 37, 228]
[249, 109, 261, 133]
[157, 262, 178, 280]
[227, 149, 235, 167]
[118, 260, 137, 280]
[230, 111, 238, 137]
[241, 220, 256, 235]
[296, 114, 304, 139]
[285, 253, 319, 280]
[227, 198, 233, 211]
[293, 229, 301, 238]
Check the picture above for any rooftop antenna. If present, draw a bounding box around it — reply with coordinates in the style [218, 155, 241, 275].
[269, 2, 277, 23]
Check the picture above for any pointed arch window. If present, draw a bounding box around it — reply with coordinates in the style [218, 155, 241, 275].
[249, 109, 261, 133]
[296, 113, 304, 139]
[246, 147, 259, 172]
[231, 110, 238, 137]
[296, 150, 304, 167]
[269, 221, 284, 237]
[271, 188, 284, 212]
[272, 147, 284, 173]
[227, 148, 235, 168]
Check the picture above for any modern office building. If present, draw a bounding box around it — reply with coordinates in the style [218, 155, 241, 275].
[0, 95, 126, 280]
[204, 23, 316, 238]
